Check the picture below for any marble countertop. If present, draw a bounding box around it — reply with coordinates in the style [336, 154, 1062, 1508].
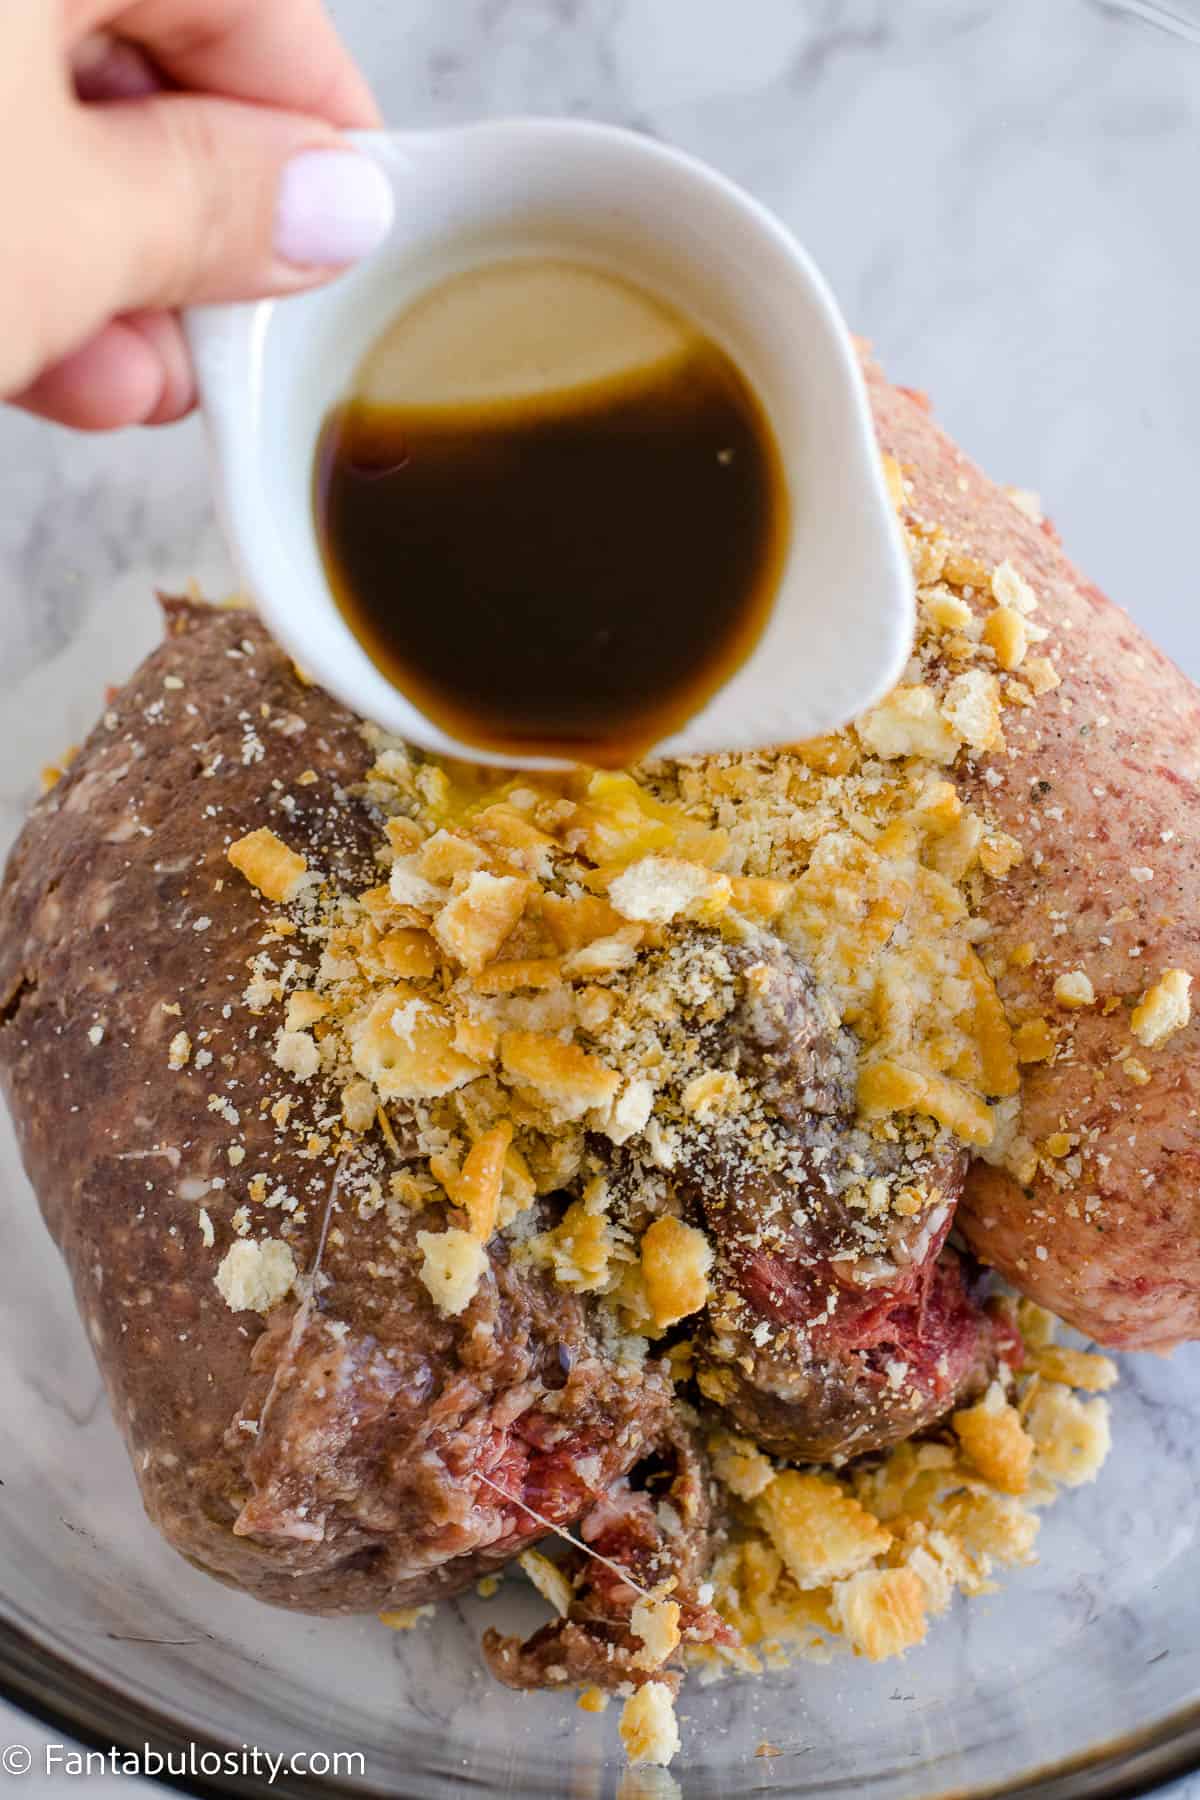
[2, 0, 1199, 1794]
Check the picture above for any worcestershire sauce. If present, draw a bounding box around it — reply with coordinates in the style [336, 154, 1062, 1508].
[314, 260, 788, 763]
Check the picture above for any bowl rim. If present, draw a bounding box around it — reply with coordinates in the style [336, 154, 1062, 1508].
[1, 1609, 1198, 1800]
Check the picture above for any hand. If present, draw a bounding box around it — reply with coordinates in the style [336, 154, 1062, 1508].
[2, 0, 391, 430]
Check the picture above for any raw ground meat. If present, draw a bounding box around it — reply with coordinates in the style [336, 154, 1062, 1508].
[482, 1411, 735, 1693]
[0, 603, 676, 1616]
[864, 359, 1200, 1348]
[675, 937, 1014, 1461]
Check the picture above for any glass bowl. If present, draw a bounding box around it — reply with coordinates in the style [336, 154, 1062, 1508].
[2, 1, 1199, 1794]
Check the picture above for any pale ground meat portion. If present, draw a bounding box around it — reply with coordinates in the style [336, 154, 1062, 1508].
[862, 360, 1200, 1348]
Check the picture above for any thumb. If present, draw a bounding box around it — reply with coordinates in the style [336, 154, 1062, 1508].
[74, 92, 394, 315]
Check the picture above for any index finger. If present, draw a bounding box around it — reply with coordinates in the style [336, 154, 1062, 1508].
[65, 0, 381, 128]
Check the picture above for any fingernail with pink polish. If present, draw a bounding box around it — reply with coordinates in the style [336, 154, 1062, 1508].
[275, 150, 394, 269]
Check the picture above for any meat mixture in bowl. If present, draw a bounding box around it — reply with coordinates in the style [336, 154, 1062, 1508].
[5, 355, 1196, 1770]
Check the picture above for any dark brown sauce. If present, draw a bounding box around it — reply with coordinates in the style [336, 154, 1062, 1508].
[314, 271, 788, 764]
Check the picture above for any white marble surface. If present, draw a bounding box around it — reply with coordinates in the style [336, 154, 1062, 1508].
[2, 0, 1200, 1795]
